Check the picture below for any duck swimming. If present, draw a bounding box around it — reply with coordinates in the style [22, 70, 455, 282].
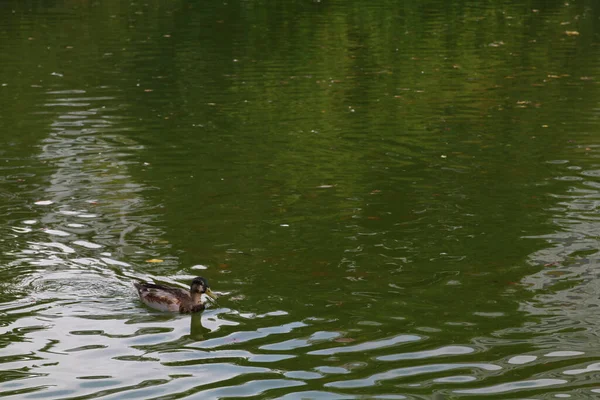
[134, 276, 217, 313]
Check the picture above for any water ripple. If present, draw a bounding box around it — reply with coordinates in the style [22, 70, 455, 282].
[376, 345, 475, 361]
[454, 378, 568, 394]
[307, 334, 422, 356]
[325, 363, 502, 388]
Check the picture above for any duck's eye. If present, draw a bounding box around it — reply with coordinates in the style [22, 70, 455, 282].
[192, 277, 208, 286]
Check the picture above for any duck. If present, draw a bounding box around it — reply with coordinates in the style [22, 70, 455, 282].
[134, 276, 217, 313]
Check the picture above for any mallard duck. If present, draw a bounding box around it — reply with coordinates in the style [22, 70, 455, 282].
[134, 276, 217, 313]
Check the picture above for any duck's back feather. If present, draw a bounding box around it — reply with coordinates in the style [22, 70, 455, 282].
[134, 282, 191, 312]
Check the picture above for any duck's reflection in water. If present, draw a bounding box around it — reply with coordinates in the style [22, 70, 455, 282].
[189, 313, 210, 340]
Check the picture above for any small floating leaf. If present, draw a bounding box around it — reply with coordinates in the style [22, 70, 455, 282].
[145, 259, 163, 263]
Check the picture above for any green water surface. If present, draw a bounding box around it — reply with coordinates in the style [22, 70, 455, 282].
[1, 0, 600, 399]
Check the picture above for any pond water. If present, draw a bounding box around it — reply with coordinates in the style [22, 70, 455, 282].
[1, 0, 600, 399]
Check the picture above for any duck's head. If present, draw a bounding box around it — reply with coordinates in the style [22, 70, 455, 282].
[190, 276, 217, 300]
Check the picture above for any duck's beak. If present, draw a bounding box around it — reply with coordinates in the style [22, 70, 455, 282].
[204, 288, 218, 301]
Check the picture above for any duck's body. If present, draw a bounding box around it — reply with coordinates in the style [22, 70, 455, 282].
[134, 277, 216, 313]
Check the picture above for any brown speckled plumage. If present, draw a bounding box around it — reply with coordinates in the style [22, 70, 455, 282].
[134, 277, 216, 313]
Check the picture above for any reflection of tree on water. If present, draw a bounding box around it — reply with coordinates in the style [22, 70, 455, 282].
[189, 313, 210, 340]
